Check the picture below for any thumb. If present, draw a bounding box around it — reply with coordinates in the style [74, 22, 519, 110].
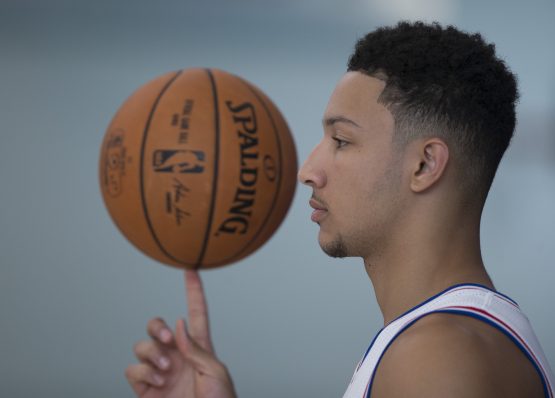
[175, 319, 223, 377]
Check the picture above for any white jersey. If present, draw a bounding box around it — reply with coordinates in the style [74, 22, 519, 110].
[342, 284, 554, 398]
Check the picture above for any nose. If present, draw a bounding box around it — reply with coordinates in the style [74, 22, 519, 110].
[298, 143, 327, 188]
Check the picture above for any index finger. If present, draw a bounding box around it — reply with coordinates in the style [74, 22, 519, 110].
[184, 270, 214, 353]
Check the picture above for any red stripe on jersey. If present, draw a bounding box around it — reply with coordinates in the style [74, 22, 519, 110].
[445, 305, 552, 398]
[446, 287, 519, 308]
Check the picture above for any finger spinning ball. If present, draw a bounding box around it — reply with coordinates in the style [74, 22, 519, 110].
[99, 68, 297, 269]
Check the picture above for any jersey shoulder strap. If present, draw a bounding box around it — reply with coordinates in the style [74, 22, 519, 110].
[342, 284, 554, 398]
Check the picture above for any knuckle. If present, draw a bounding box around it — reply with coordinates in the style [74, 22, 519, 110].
[188, 307, 207, 318]
[147, 317, 165, 330]
[136, 363, 154, 381]
[133, 340, 146, 354]
[124, 365, 137, 381]
[139, 365, 152, 379]
[212, 359, 227, 377]
[134, 340, 160, 359]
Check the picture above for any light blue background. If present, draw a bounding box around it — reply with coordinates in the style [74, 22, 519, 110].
[1, 0, 554, 396]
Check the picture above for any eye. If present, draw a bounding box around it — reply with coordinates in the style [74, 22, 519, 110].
[332, 136, 348, 149]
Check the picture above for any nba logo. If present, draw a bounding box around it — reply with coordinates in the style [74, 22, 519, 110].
[152, 150, 205, 173]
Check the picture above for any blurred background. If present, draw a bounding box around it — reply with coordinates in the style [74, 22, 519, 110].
[1, 0, 554, 396]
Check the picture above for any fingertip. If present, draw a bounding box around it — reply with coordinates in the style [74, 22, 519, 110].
[159, 328, 173, 344]
[152, 373, 165, 386]
[158, 356, 170, 370]
[147, 317, 173, 343]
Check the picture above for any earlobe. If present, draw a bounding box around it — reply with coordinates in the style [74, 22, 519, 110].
[410, 139, 449, 193]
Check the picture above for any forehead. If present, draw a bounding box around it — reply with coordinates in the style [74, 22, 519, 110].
[324, 72, 393, 132]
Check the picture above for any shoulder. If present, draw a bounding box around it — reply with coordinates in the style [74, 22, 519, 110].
[370, 312, 543, 398]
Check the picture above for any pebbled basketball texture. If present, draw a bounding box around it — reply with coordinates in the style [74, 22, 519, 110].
[99, 68, 298, 269]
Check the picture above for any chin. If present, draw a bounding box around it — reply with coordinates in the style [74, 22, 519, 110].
[319, 233, 349, 258]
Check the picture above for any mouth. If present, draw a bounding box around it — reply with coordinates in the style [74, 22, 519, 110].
[309, 197, 328, 223]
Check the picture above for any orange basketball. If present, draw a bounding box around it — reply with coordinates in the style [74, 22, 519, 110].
[99, 68, 297, 269]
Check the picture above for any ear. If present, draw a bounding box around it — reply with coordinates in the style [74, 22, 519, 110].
[410, 138, 449, 193]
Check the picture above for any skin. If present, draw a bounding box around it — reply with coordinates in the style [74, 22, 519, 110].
[126, 71, 544, 397]
[300, 72, 495, 324]
[298, 71, 544, 397]
[125, 270, 236, 398]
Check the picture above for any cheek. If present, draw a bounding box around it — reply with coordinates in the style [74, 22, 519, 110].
[341, 156, 383, 194]
[329, 141, 394, 192]
[332, 159, 378, 215]
[350, 161, 396, 213]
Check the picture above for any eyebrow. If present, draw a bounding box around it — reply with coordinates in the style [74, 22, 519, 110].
[322, 115, 362, 129]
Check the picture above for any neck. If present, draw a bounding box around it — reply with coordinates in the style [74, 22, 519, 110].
[364, 203, 493, 326]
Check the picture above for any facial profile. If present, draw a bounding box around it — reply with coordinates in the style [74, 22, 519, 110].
[298, 72, 404, 261]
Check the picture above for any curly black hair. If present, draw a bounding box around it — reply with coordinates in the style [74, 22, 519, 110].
[348, 21, 518, 199]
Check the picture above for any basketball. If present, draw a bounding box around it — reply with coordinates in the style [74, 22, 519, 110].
[99, 68, 297, 269]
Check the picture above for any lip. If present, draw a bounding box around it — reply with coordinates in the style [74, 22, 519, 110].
[309, 198, 326, 211]
[309, 198, 328, 223]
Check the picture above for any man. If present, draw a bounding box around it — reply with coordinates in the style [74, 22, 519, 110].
[125, 21, 554, 397]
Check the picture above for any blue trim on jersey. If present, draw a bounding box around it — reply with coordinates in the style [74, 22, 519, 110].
[359, 327, 386, 367]
[365, 312, 435, 398]
[393, 283, 517, 325]
[437, 310, 550, 398]
[361, 283, 501, 365]
[365, 309, 548, 398]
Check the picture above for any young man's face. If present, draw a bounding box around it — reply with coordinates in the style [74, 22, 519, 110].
[298, 72, 405, 259]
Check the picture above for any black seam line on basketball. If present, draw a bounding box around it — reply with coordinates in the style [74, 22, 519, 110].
[139, 70, 188, 266]
[194, 68, 220, 269]
[204, 78, 285, 266]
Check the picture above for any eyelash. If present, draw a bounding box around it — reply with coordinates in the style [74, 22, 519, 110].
[332, 137, 348, 149]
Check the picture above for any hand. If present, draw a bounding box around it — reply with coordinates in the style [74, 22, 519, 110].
[125, 270, 237, 398]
